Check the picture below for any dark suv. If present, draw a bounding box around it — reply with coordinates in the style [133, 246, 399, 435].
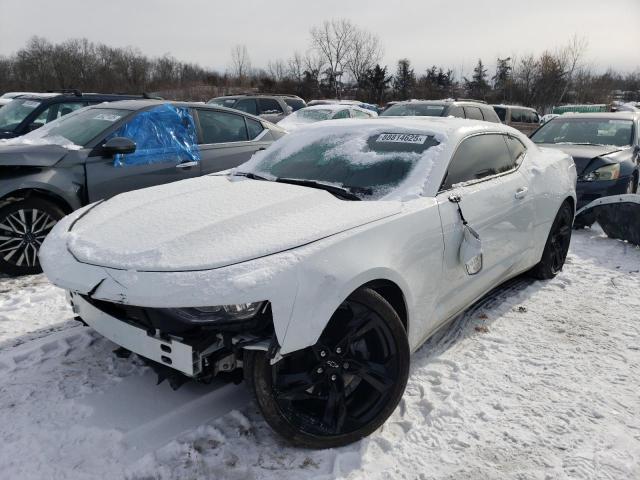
[208, 94, 306, 123]
[380, 99, 501, 123]
[0, 90, 156, 139]
[0, 100, 285, 275]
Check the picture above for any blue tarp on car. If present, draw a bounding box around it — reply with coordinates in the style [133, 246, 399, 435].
[113, 104, 200, 167]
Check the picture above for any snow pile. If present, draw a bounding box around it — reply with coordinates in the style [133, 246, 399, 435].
[1, 228, 639, 479]
[0, 135, 82, 150]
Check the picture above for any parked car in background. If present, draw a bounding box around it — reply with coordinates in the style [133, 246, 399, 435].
[381, 99, 501, 123]
[0, 90, 157, 139]
[530, 112, 639, 217]
[40, 117, 576, 449]
[277, 104, 377, 131]
[0, 99, 285, 275]
[307, 99, 379, 112]
[0, 92, 37, 108]
[492, 105, 540, 134]
[207, 94, 306, 123]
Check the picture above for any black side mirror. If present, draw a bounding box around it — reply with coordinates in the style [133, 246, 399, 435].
[102, 137, 136, 156]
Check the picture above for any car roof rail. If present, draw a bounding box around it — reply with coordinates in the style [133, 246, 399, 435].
[47, 88, 82, 97]
[454, 98, 487, 104]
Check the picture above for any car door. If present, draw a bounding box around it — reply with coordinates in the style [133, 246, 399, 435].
[195, 108, 270, 174]
[257, 98, 285, 123]
[433, 133, 535, 322]
[85, 106, 201, 202]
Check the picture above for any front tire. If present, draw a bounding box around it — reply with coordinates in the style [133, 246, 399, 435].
[530, 200, 573, 280]
[0, 198, 64, 276]
[245, 288, 410, 449]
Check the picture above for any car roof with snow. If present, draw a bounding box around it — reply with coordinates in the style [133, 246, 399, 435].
[554, 111, 638, 120]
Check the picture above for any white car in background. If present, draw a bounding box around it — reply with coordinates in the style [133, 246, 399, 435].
[40, 118, 576, 449]
[277, 104, 377, 131]
[0, 91, 36, 107]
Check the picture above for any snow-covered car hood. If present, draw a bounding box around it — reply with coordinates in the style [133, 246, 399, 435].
[66, 175, 402, 272]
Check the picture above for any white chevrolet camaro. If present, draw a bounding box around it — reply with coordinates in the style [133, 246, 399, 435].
[40, 118, 576, 448]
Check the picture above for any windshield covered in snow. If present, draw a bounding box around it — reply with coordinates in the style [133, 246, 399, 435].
[381, 103, 446, 117]
[13, 107, 130, 149]
[240, 127, 442, 200]
[531, 118, 634, 147]
[0, 98, 41, 132]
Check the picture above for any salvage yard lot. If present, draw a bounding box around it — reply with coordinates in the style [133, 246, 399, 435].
[0, 228, 639, 480]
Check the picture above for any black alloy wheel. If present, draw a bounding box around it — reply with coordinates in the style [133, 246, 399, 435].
[245, 288, 409, 449]
[0, 199, 64, 276]
[530, 200, 573, 280]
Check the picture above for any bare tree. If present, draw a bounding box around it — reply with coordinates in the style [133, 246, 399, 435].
[229, 44, 251, 82]
[267, 59, 288, 82]
[310, 19, 356, 97]
[556, 34, 589, 104]
[287, 51, 305, 83]
[345, 28, 383, 84]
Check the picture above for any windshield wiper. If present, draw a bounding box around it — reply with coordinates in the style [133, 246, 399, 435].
[231, 171, 270, 181]
[275, 178, 361, 201]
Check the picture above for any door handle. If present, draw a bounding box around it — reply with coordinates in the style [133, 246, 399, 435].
[176, 161, 199, 169]
[514, 187, 528, 199]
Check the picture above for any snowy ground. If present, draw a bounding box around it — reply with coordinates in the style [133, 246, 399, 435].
[0, 228, 639, 480]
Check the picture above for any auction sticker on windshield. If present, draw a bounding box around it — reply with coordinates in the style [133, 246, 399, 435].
[377, 133, 428, 144]
[93, 113, 122, 122]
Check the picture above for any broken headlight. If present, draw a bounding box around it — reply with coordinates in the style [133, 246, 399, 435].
[166, 302, 266, 324]
[583, 163, 620, 182]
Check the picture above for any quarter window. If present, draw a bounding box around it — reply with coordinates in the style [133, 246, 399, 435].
[442, 134, 514, 189]
[198, 110, 248, 144]
[258, 98, 283, 114]
[350, 109, 371, 118]
[246, 118, 264, 140]
[504, 135, 527, 167]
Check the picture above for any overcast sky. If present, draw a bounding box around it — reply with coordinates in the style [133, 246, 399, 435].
[1, 0, 638, 78]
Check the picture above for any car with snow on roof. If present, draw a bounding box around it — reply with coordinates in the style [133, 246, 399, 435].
[277, 104, 377, 131]
[40, 117, 576, 448]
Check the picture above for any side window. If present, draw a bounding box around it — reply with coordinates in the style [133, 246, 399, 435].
[111, 104, 199, 167]
[333, 109, 351, 119]
[504, 135, 527, 167]
[447, 106, 464, 118]
[510, 108, 523, 123]
[526, 111, 539, 123]
[234, 98, 258, 116]
[246, 118, 265, 140]
[493, 106, 507, 122]
[284, 98, 306, 112]
[198, 109, 248, 144]
[258, 98, 283, 115]
[464, 106, 483, 120]
[441, 134, 514, 190]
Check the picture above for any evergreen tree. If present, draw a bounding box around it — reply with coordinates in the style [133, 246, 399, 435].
[464, 58, 490, 100]
[492, 57, 512, 101]
[360, 64, 392, 104]
[393, 59, 416, 100]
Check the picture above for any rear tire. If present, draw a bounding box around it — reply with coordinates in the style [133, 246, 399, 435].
[0, 198, 64, 276]
[245, 288, 410, 449]
[530, 200, 573, 280]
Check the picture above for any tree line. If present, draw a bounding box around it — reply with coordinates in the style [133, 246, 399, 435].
[1, 22, 638, 113]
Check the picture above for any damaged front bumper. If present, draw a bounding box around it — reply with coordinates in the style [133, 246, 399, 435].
[69, 292, 274, 379]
